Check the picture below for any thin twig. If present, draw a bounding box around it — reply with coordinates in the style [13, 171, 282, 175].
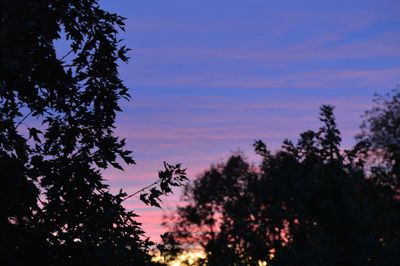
[60, 49, 74, 61]
[123, 180, 159, 201]
[15, 110, 33, 129]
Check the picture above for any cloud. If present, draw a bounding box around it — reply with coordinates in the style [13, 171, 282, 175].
[123, 63, 400, 90]
[101, 0, 400, 242]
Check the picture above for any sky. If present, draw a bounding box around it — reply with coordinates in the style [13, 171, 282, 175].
[97, 0, 400, 241]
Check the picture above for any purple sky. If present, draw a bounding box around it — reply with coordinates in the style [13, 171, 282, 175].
[97, 0, 400, 241]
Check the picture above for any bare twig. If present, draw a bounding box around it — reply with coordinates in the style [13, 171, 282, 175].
[60, 49, 74, 61]
[15, 110, 33, 129]
[123, 180, 159, 201]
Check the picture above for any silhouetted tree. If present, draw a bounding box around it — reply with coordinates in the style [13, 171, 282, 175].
[163, 153, 257, 265]
[165, 105, 400, 266]
[0, 1, 186, 265]
[358, 87, 400, 194]
[354, 87, 400, 262]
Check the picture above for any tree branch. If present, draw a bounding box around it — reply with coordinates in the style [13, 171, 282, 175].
[15, 110, 33, 129]
[123, 180, 160, 201]
[60, 49, 74, 61]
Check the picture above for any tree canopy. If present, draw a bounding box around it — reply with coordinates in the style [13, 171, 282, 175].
[358, 88, 400, 194]
[164, 101, 400, 266]
[1, 1, 186, 265]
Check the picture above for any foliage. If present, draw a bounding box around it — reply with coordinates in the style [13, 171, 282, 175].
[0, 1, 186, 265]
[358, 87, 400, 193]
[164, 104, 400, 266]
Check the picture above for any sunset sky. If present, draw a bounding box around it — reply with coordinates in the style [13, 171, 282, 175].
[98, 0, 400, 241]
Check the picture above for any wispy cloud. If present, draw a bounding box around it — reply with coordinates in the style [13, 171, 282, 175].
[100, 0, 400, 241]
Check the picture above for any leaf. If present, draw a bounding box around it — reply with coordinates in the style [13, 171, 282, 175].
[28, 127, 43, 143]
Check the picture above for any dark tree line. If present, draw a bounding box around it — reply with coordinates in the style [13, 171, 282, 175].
[1, 1, 186, 265]
[164, 90, 400, 266]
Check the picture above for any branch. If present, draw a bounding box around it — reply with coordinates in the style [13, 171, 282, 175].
[15, 110, 33, 129]
[123, 180, 159, 201]
[60, 49, 74, 61]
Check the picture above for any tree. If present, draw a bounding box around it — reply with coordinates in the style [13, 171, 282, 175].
[165, 105, 400, 265]
[0, 1, 186, 265]
[358, 87, 400, 193]
[163, 152, 257, 265]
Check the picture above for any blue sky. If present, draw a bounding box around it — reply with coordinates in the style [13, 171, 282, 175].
[98, 0, 400, 240]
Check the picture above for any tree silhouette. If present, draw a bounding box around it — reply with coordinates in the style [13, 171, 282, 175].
[358, 87, 400, 194]
[164, 105, 400, 266]
[0, 1, 186, 265]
